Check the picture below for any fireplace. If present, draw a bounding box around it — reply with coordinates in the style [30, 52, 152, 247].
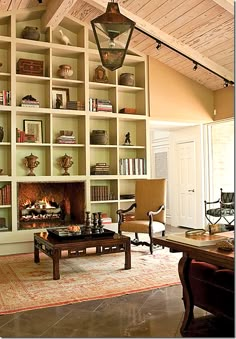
[17, 182, 85, 230]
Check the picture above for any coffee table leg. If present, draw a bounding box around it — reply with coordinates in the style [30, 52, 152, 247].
[34, 241, 40, 263]
[124, 240, 131, 269]
[53, 249, 60, 280]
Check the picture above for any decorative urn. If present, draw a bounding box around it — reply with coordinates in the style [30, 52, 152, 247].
[24, 153, 40, 176]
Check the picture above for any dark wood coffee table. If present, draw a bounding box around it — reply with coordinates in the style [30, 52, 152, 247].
[34, 231, 131, 280]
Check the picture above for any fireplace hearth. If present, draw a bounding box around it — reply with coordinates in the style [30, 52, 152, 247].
[18, 182, 85, 230]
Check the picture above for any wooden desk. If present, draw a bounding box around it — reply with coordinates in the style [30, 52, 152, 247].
[153, 236, 234, 335]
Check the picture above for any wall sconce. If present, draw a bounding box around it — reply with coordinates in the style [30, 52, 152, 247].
[91, 0, 135, 71]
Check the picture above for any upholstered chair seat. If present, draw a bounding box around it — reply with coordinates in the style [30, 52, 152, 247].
[117, 179, 167, 254]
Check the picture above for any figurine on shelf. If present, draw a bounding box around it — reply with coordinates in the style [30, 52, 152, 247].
[124, 132, 131, 145]
[56, 95, 62, 109]
[93, 65, 108, 83]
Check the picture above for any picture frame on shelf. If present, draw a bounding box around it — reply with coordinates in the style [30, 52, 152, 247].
[23, 119, 43, 143]
[52, 87, 69, 109]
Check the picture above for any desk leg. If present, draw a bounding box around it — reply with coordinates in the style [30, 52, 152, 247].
[34, 240, 40, 263]
[178, 254, 194, 335]
[52, 249, 60, 280]
[124, 240, 131, 270]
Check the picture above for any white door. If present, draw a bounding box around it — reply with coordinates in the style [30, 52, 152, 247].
[177, 141, 196, 227]
[170, 125, 204, 229]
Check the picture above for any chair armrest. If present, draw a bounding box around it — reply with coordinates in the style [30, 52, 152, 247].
[204, 199, 220, 205]
[147, 204, 165, 217]
[116, 203, 136, 216]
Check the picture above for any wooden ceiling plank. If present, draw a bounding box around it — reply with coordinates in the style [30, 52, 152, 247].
[84, 0, 233, 81]
[181, 17, 233, 46]
[171, 5, 227, 39]
[163, 1, 217, 35]
[8, 0, 21, 10]
[154, 0, 203, 30]
[41, 0, 78, 31]
[212, 0, 234, 14]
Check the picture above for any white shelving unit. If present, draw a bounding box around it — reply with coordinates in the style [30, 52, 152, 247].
[0, 7, 149, 255]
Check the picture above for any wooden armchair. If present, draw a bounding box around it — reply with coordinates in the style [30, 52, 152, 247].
[116, 179, 166, 254]
[204, 188, 234, 225]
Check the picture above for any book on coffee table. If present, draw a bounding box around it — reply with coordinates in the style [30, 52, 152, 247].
[167, 232, 227, 247]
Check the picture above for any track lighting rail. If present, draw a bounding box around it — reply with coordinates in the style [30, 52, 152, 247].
[135, 27, 234, 87]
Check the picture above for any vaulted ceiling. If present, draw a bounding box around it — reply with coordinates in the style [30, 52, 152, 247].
[1, 0, 234, 91]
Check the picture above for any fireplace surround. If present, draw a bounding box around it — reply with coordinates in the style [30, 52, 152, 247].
[17, 182, 85, 230]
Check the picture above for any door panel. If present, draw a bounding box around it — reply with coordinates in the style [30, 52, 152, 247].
[177, 141, 196, 227]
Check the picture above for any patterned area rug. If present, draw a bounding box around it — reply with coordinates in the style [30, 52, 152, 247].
[0, 247, 181, 314]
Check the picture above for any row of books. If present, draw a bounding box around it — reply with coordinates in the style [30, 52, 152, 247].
[89, 98, 113, 112]
[66, 100, 85, 111]
[0, 184, 11, 205]
[119, 158, 146, 175]
[91, 185, 110, 201]
[0, 90, 11, 105]
[16, 128, 36, 143]
[91, 163, 110, 175]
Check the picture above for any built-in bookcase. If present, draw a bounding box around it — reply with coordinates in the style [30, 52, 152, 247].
[0, 7, 149, 255]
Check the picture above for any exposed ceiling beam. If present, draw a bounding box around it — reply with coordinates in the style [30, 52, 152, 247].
[84, 0, 233, 82]
[211, 0, 234, 14]
[41, 0, 78, 31]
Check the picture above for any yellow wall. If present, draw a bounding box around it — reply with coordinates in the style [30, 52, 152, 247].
[213, 86, 234, 120]
[148, 57, 214, 123]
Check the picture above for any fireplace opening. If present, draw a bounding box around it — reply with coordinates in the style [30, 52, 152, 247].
[18, 182, 85, 230]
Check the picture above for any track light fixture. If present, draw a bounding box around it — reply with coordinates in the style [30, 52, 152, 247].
[135, 27, 234, 88]
[156, 40, 161, 50]
[193, 62, 198, 71]
[224, 80, 229, 87]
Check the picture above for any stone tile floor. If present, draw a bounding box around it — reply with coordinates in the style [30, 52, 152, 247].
[0, 225, 234, 338]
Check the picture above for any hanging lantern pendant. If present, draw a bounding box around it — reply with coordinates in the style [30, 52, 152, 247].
[91, 1, 135, 71]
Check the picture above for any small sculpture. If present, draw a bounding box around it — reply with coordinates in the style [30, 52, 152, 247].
[58, 153, 73, 175]
[22, 26, 40, 41]
[124, 132, 131, 145]
[24, 153, 40, 176]
[93, 65, 108, 83]
[57, 64, 73, 79]
[59, 29, 72, 45]
[56, 95, 62, 109]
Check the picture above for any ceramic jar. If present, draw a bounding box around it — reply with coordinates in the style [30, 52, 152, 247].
[22, 26, 40, 41]
[57, 64, 73, 79]
[119, 73, 135, 86]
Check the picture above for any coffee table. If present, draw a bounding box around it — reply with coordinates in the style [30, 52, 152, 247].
[34, 231, 131, 280]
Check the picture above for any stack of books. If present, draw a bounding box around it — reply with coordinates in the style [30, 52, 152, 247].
[89, 98, 113, 112]
[21, 99, 39, 107]
[91, 162, 110, 175]
[56, 134, 76, 144]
